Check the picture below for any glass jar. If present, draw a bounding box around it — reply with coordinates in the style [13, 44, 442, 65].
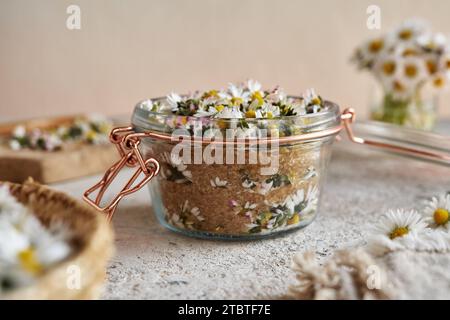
[131, 98, 341, 239]
[83, 100, 450, 241]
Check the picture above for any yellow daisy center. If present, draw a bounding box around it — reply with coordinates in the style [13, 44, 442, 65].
[251, 92, 264, 106]
[18, 247, 42, 275]
[382, 61, 396, 75]
[217, 119, 228, 129]
[369, 39, 384, 53]
[245, 110, 256, 118]
[231, 97, 243, 106]
[393, 80, 405, 92]
[215, 104, 224, 112]
[426, 60, 438, 74]
[389, 226, 409, 239]
[266, 111, 274, 119]
[203, 90, 219, 99]
[311, 97, 321, 105]
[86, 130, 97, 141]
[287, 214, 300, 225]
[260, 212, 272, 226]
[405, 64, 418, 78]
[180, 116, 188, 125]
[434, 208, 449, 225]
[433, 76, 445, 88]
[403, 48, 418, 57]
[399, 29, 413, 40]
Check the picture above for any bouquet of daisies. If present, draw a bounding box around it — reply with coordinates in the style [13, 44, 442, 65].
[352, 19, 450, 129]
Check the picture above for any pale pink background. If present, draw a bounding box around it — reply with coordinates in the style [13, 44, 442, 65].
[1, 0, 449, 122]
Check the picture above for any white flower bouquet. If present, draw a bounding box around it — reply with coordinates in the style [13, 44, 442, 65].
[352, 19, 450, 130]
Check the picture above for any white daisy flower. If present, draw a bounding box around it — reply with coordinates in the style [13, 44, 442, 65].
[167, 92, 182, 111]
[303, 88, 319, 105]
[244, 202, 257, 210]
[303, 166, 317, 180]
[284, 189, 305, 214]
[353, 37, 390, 68]
[139, 99, 154, 111]
[265, 86, 286, 104]
[160, 152, 192, 183]
[417, 32, 448, 53]
[422, 194, 450, 231]
[12, 126, 26, 138]
[388, 77, 412, 102]
[46, 134, 63, 150]
[441, 51, 450, 72]
[0, 185, 71, 288]
[400, 56, 428, 88]
[194, 106, 217, 118]
[0, 185, 24, 214]
[0, 220, 30, 265]
[429, 72, 450, 91]
[214, 106, 243, 119]
[291, 101, 307, 116]
[303, 185, 319, 214]
[246, 79, 262, 94]
[258, 180, 273, 196]
[190, 207, 205, 222]
[391, 19, 429, 44]
[241, 176, 257, 189]
[302, 88, 323, 113]
[228, 82, 249, 100]
[168, 213, 184, 229]
[367, 209, 427, 256]
[8, 140, 21, 151]
[255, 103, 281, 119]
[373, 53, 400, 86]
[210, 177, 228, 188]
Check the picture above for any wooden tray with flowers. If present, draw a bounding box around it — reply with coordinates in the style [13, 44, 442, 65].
[0, 114, 120, 184]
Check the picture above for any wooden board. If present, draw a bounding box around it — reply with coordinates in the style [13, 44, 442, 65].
[0, 115, 119, 184]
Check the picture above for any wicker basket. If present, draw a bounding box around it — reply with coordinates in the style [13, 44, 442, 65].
[0, 180, 114, 299]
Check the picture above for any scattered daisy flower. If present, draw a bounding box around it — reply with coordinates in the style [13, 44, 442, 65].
[367, 209, 427, 256]
[422, 194, 450, 231]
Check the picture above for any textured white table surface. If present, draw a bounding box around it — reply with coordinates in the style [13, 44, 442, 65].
[50, 137, 450, 299]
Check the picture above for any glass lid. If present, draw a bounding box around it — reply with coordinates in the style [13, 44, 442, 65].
[352, 119, 450, 167]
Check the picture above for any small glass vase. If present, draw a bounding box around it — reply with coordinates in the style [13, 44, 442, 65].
[370, 87, 438, 131]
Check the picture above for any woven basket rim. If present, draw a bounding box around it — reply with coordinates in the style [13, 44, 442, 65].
[0, 179, 114, 299]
